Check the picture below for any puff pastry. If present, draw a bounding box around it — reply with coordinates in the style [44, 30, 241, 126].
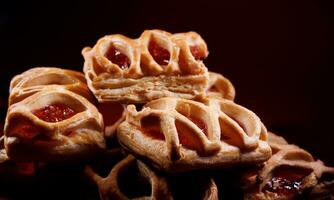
[117, 97, 271, 173]
[84, 148, 218, 200]
[4, 88, 106, 161]
[241, 132, 334, 200]
[84, 149, 173, 200]
[82, 29, 209, 103]
[1, 126, 35, 176]
[9, 67, 94, 105]
[206, 72, 235, 101]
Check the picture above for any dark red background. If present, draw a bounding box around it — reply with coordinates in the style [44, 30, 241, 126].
[0, 0, 333, 166]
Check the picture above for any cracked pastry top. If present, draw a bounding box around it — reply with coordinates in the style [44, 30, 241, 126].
[82, 29, 209, 103]
[117, 97, 271, 173]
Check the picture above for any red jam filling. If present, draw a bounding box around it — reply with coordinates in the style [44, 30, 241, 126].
[32, 103, 76, 123]
[263, 166, 312, 196]
[141, 115, 165, 140]
[98, 102, 124, 127]
[105, 46, 130, 69]
[148, 39, 170, 65]
[188, 116, 208, 136]
[190, 45, 206, 60]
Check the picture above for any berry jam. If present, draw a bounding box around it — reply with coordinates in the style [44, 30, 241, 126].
[141, 115, 165, 140]
[105, 46, 130, 69]
[263, 165, 312, 196]
[148, 39, 170, 65]
[32, 103, 76, 123]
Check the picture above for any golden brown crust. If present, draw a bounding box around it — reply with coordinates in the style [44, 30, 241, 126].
[206, 72, 236, 101]
[117, 97, 271, 173]
[83, 29, 209, 103]
[84, 149, 173, 200]
[4, 88, 105, 161]
[9, 67, 95, 105]
[241, 132, 334, 200]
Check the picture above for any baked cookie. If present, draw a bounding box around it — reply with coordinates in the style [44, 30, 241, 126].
[117, 97, 271, 173]
[9, 67, 94, 105]
[4, 88, 105, 161]
[241, 132, 334, 200]
[82, 29, 209, 103]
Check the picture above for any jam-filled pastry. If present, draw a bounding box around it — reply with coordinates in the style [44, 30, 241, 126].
[9, 67, 94, 105]
[82, 29, 209, 103]
[84, 149, 173, 200]
[206, 72, 235, 101]
[117, 97, 271, 173]
[241, 132, 334, 200]
[1, 126, 35, 176]
[4, 88, 106, 161]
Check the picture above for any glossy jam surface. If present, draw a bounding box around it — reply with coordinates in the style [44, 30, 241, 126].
[264, 166, 312, 196]
[148, 39, 170, 65]
[188, 116, 208, 136]
[190, 45, 206, 60]
[32, 103, 76, 123]
[141, 115, 165, 140]
[105, 46, 130, 69]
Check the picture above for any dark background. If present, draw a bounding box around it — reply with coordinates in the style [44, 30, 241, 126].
[0, 0, 333, 166]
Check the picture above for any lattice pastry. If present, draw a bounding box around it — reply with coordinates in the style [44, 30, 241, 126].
[84, 148, 218, 200]
[84, 149, 173, 200]
[206, 72, 235, 100]
[1, 124, 35, 176]
[117, 97, 271, 172]
[82, 29, 209, 103]
[4, 87, 105, 161]
[241, 132, 334, 200]
[9, 67, 94, 105]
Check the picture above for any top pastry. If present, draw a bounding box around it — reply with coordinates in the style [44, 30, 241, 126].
[83, 29, 210, 103]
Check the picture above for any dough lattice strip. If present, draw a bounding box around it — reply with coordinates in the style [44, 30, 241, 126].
[117, 97, 271, 172]
[83, 29, 210, 103]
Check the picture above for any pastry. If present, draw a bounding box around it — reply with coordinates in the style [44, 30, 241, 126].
[84, 149, 173, 200]
[82, 29, 209, 103]
[117, 97, 271, 173]
[167, 172, 218, 200]
[9, 67, 94, 105]
[1, 123, 35, 176]
[4, 88, 106, 161]
[84, 148, 218, 200]
[206, 72, 235, 101]
[241, 132, 334, 200]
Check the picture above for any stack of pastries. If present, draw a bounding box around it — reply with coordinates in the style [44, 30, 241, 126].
[0, 30, 333, 200]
